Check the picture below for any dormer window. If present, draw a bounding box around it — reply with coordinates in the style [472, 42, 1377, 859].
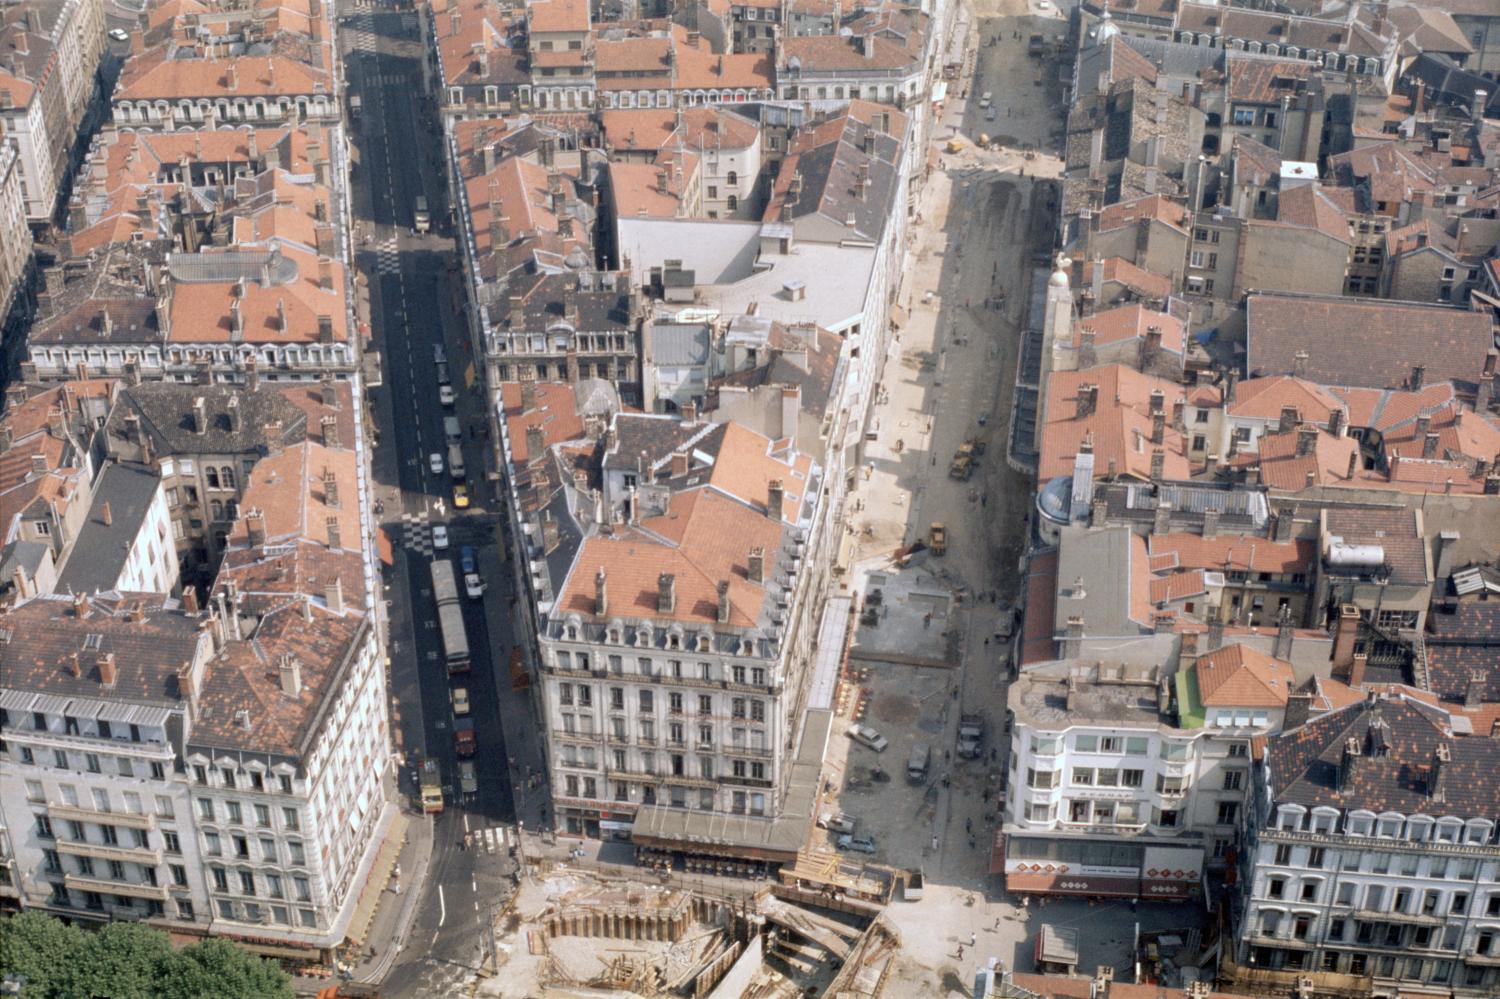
[696, 632, 712, 652]
[637, 627, 652, 647]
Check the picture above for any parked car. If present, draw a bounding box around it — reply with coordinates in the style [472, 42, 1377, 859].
[433, 344, 447, 364]
[460, 546, 478, 574]
[817, 811, 856, 835]
[429, 452, 444, 475]
[439, 385, 456, 407]
[836, 834, 877, 855]
[847, 724, 889, 753]
[464, 572, 485, 599]
[431, 524, 449, 549]
[108, 28, 128, 41]
[451, 687, 470, 716]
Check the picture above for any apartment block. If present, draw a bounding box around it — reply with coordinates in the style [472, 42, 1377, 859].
[1233, 694, 1500, 996]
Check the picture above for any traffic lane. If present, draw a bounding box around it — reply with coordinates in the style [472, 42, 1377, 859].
[454, 568, 514, 822]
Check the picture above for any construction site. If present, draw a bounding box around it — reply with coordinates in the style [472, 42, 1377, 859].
[477, 862, 907, 999]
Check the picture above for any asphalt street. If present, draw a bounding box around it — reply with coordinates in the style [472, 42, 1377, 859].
[337, 5, 520, 992]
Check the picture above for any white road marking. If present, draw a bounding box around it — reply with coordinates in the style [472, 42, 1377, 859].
[463, 814, 470, 834]
[438, 884, 446, 927]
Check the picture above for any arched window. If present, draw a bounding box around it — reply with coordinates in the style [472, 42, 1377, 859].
[206, 467, 220, 489]
[221, 467, 236, 490]
[727, 171, 738, 186]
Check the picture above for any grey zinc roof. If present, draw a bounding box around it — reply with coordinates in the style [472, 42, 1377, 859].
[55, 464, 164, 595]
[649, 322, 711, 367]
[1053, 525, 1145, 637]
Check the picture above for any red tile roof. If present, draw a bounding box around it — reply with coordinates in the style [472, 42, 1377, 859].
[1195, 644, 1295, 708]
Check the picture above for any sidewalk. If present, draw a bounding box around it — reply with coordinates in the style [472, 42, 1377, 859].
[350, 809, 433, 983]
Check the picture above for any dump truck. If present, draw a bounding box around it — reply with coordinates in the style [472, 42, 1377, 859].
[949, 442, 975, 480]
[958, 715, 985, 759]
[420, 759, 444, 814]
[454, 716, 476, 757]
[929, 522, 947, 556]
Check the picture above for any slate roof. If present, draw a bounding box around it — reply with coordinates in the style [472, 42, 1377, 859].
[53, 464, 163, 595]
[1424, 602, 1500, 704]
[1246, 293, 1497, 394]
[0, 592, 206, 704]
[649, 322, 710, 367]
[106, 382, 308, 462]
[1264, 696, 1500, 817]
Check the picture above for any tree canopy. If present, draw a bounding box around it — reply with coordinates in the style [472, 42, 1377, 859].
[0, 913, 293, 999]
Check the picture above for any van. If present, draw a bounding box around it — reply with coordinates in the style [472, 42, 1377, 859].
[444, 416, 462, 445]
[435, 362, 450, 386]
[447, 443, 466, 480]
[433, 343, 447, 365]
[979, 91, 993, 108]
[414, 195, 431, 233]
[906, 743, 931, 782]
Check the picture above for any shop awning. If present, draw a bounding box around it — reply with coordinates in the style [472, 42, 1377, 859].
[344, 810, 409, 949]
[377, 527, 394, 566]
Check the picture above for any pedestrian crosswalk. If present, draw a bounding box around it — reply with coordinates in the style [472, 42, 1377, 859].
[400, 512, 433, 556]
[345, 12, 376, 50]
[472, 825, 513, 854]
[373, 236, 400, 275]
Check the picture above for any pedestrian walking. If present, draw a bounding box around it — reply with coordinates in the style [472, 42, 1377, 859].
[931, 834, 940, 851]
[965, 817, 972, 833]
[970, 932, 977, 948]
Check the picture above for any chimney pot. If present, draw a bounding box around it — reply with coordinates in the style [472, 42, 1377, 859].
[278, 655, 303, 697]
[767, 479, 785, 522]
[657, 572, 677, 614]
[748, 547, 765, 583]
[98, 652, 117, 688]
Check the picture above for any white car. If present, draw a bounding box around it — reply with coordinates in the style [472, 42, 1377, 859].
[451, 687, 470, 715]
[439, 385, 456, 407]
[464, 572, 485, 599]
[847, 724, 889, 753]
[108, 28, 128, 41]
[429, 452, 444, 475]
[431, 524, 450, 549]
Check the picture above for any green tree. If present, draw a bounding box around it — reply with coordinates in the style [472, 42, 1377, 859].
[0, 911, 81, 996]
[0, 914, 292, 999]
[155, 938, 293, 999]
[56, 921, 177, 999]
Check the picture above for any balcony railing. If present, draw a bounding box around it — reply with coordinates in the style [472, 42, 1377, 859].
[63, 874, 169, 901]
[56, 840, 161, 866]
[47, 803, 154, 830]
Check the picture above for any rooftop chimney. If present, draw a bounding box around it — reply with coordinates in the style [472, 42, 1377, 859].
[716, 580, 731, 624]
[1410, 364, 1426, 391]
[1150, 448, 1165, 481]
[1425, 741, 1452, 803]
[1076, 384, 1099, 419]
[192, 396, 207, 434]
[226, 396, 242, 434]
[317, 256, 333, 291]
[246, 508, 267, 547]
[324, 577, 343, 615]
[1062, 615, 1085, 658]
[321, 414, 340, 449]
[1265, 604, 1291, 659]
[657, 572, 676, 614]
[1339, 735, 1360, 791]
[748, 547, 765, 583]
[1292, 350, 1309, 378]
[73, 593, 89, 619]
[278, 654, 303, 697]
[1202, 506, 1220, 539]
[595, 567, 608, 616]
[525, 424, 546, 463]
[1328, 408, 1345, 438]
[1279, 405, 1299, 433]
[322, 467, 339, 508]
[1296, 426, 1317, 456]
[1151, 411, 1165, 445]
[1466, 670, 1487, 709]
[671, 450, 689, 477]
[1423, 431, 1440, 460]
[1283, 689, 1312, 730]
[97, 652, 117, 688]
[326, 515, 341, 550]
[767, 479, 784, 522]
[99, 502, 112, 527]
